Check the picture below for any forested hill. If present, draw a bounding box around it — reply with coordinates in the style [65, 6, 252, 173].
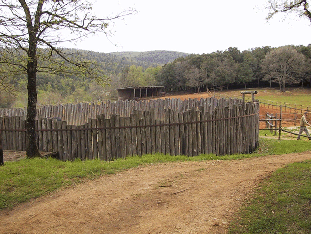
[65, 49, 188, 73]
[110, 50, 189, 67]
[0, 48, 189, 108]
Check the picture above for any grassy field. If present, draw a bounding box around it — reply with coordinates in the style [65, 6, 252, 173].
[218, 87, 311, 108]
[255, 88, 311, 107]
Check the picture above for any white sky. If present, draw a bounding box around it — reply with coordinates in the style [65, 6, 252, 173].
[64, 0, 311, 54]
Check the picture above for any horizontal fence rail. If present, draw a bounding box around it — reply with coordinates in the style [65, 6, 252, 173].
[259, 102, 311, 139]
[0, 98, 259, 160]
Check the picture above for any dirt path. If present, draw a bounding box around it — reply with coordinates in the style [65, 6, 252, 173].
[1, 152, 311, 234]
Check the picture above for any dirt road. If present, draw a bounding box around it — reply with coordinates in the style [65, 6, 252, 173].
[1, 152, 311, 234]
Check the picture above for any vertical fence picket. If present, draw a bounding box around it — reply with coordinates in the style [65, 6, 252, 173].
[52, 119, 58, 153]
[80, 124, 86, 160]
[114, 115, 120, 159]
[141, 112, 147, 155]
[97, 116, 105, 160]
[85, 119, 91, 160]
[47, 119, 53, 152]
[145, 111, 151, 155]
[119, 117, 126, 158]
[136, 112, 142, 156]
[105, 118, 112, 161]
[173, 110, 180, 156]
[164, 110, 170, 155]
[91, 119, 98, 159]
[178, 112, 185, 155]
[61, 121, 67, 160]
[124, 116, 131, 157]
[71, 125, 77, 160]
[150, 111, 156, 154]
[36, 119, 41, 151]
[57, 120, 63, 160]
[130, 112, 137, 156]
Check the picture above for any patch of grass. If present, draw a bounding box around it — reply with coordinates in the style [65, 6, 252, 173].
[0, 137, 310, 210]
[218, 88, 311, 108]
[253, 137, 311, 156]
[264, 138, 311, 155]
[259, 129, 278, 137]
[255, 88, 311, 107]
[229, 160, 311, 234]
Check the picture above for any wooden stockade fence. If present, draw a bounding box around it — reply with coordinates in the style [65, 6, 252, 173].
[1, 99, 219, 126]
[0, 98, 259, 160]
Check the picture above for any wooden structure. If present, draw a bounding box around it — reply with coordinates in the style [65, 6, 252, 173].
[0, 117, 3, 165]
[117, 86, 164, 100]
[0, 98, 259, 160]
[241, 91, 258, 102]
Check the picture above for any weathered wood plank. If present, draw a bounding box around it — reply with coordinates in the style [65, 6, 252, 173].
[92, 119, 98, 159]
[97, 115, 105, 160]
[105, 118, 112, 161]
[130, 112, 137, 156]
[47, 118, 53, 152]
[119, 117, 126, 158]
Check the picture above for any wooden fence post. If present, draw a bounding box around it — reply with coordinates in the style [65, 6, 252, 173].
[279, 105, 282, 140]
[0, 142, 3, 166]
[274, 114, 278, 136]
[0, 121, 3, 166]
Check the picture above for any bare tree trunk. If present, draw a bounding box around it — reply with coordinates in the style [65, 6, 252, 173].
[279, 77, 286, 92]
[282, 79, 286, 92]
[26, 38, 40, 158]
[26, 73, 40, 158]
[0, 129, 3, 166]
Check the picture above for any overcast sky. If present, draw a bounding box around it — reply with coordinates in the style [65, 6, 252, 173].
[63, 0, 311, 54]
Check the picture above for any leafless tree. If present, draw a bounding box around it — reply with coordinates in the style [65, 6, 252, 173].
[267, 0, 311, 22]
[0, 0, 135, 158]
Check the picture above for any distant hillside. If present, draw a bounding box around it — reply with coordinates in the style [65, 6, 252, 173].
[63, 49, 189, 73]
[110, 50, 189, 67]
[0, 48, 189, 107]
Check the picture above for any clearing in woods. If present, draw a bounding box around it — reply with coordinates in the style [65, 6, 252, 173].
[1, 89, 311, 233]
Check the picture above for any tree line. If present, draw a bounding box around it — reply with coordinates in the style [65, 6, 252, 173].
[2, 45, 311, 109]
[154, 45, 311, 93]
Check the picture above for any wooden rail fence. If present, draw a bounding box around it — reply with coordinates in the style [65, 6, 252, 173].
[0, 98, 259, 160]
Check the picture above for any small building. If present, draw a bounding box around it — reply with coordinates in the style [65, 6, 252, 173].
[117, 86, 165, 100]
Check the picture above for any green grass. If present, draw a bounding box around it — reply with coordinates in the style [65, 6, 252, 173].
[256, 88, 311, 108]
[228, 161, 311, 234]
[227, 134, 311, 233]
[259, 95, 311, 107]
[0, 137, 311, 216]
[217, 88, 311, 107]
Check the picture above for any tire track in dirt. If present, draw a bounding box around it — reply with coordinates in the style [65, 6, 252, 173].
[1, 152, 311, 234]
